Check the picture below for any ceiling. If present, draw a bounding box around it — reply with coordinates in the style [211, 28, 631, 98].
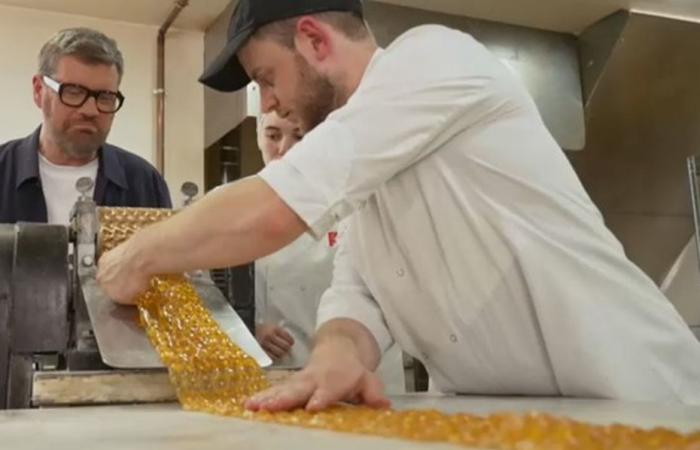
[0, 0, 231, 30]
[0, 0, 698, 33]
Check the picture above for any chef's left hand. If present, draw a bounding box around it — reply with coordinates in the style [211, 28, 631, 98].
[97, 235, 152, 305]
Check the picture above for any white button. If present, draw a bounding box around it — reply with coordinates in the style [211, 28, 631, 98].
[449, 334, 457, 343]
[396, 268, 405, 277]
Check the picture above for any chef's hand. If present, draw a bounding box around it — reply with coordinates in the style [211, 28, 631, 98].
[245, 338, 390, 412]
[256, 323, 295, 360]
[97, 236, 151, 305]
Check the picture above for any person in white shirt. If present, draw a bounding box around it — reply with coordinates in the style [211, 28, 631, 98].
[255, 110, 404, 393]
[254, 110, 317, 363]
[97, 0, 700, 411]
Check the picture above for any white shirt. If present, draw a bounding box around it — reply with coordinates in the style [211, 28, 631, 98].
[38, 153, 98, 224]
[256, 230, 338, 366]
[255, 227, 405, 393]
[259, 25, 700, 403]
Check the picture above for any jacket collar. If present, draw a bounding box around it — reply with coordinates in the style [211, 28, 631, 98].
[14, 125, 128, 190]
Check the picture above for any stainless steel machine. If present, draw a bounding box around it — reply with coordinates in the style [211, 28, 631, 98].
[0, 179, 270, 409]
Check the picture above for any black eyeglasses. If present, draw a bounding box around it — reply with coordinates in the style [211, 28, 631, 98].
[42, 75, 125, 113]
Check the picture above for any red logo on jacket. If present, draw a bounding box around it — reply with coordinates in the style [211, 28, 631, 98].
[327, 231, 338, 248]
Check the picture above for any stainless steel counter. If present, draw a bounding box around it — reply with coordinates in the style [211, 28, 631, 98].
[2, 395, 699, 450]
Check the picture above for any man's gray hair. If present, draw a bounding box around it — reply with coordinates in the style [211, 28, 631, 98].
[38, 27, 124, 80]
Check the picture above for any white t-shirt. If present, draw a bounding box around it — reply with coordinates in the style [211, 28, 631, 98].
[259, 25, 700, 403]
[38, 153, 98, 225]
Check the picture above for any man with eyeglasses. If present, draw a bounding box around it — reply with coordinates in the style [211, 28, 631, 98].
[0, 27, 171, 225]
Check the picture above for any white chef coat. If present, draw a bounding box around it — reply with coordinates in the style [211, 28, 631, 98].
[255, 227, 405, 393]
[258, 25, 700, 403]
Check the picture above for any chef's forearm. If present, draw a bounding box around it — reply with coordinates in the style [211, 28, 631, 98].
[129, 176, 306, 276]
[311, 319, 382, 371]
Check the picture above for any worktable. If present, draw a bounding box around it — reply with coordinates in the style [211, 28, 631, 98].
[2, 394, 699, 450]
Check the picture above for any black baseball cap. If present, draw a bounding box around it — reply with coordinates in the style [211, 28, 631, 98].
[199, 0, 364, 92]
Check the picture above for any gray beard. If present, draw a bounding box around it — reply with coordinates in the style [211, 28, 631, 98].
[52, 127, 105, 160]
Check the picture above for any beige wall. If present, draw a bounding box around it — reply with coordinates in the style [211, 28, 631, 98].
[203, 0, 246, 149]
[161, 27, 206, 205]
[0, 5, 205, 205]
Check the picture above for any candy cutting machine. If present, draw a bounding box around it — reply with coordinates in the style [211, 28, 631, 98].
[0, 178, 270, 409]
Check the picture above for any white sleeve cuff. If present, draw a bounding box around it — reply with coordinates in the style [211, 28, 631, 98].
[259, 158, 353, 240]
[316, 291, 394, 355]
[257, 120, 357, 240]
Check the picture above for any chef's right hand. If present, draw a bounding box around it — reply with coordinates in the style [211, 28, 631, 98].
[256, 323, 295, 360]
[245, 336, 389, 412]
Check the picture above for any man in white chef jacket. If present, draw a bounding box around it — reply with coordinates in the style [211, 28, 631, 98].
[98, 0, 700, 410]
[254, 110, 404, 393]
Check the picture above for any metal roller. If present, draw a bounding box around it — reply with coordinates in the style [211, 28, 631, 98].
[0, 224, 70, 408]
[0, 225, 14, 408]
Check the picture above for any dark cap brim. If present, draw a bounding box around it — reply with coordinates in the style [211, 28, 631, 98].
[198, 26, 254, 92]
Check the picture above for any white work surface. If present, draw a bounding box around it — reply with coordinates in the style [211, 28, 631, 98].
[2, 395, 699, 450]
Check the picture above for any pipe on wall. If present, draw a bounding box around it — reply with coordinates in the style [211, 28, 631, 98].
[155, 0, 189, 175]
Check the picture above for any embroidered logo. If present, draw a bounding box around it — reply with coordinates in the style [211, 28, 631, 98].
[327, 231, 338, 248]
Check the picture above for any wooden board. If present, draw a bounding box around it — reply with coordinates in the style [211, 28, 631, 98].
[32, 370, 175, 406]
[31, 369, 297, 406]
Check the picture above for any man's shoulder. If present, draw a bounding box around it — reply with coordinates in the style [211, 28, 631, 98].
[376, 25, 487, 78]
[388, 24, 474, 52]
[0, 135, 31, 165]
[100, 142, 172, 208]
[102, 143, 161, 176]
[0, 135, 28, 154]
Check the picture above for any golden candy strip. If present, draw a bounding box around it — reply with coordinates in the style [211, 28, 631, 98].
[99, 207, 270, 412]
[139, 276, 269, 413]
[98, 207, 700, 450]
[249, 407, 700, 450]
